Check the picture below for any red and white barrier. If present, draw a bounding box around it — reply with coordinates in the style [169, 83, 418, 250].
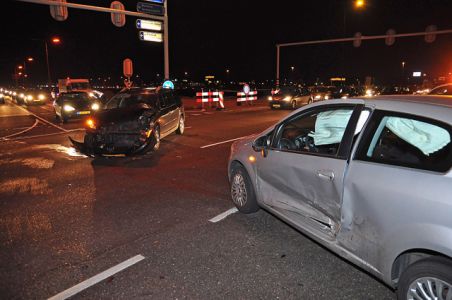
[196, 91, 224, 103]
[237, 90, 258, 103]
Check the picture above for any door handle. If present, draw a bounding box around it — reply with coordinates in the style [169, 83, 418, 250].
[317, 170, 335, 181]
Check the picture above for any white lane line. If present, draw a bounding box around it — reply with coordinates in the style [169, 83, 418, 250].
[185, 126, 192, 129]
[0, 119, 39, 140]
[14, 103, 68, 132]
[48, 255, 145, 300]
[200, 136, 246, 149]
[1, 128, 84, 142]
[0, 113, 31, 118]
[209, 207, 238, 223]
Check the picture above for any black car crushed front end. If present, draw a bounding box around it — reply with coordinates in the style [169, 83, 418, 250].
[70, 104, 158, 156]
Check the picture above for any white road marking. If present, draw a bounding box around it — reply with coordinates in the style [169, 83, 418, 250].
[14, 103, 68, 132]
[200, 136, 246, 149]
[0, 119, 39, 140]
[185, 126, 192, 129]
[0, 113, 31, 118]
[48, 255, 145, 300]
[190, 113, 202, 116]
[209, 207, 238, 223]
[1, 129, 84, 142]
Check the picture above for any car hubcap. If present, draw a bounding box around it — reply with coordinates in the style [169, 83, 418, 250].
[231, 173, 247, 207]
[407, 277, 452, 300]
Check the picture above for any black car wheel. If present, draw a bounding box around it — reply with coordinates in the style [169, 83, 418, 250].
[291, 100, 297, 109]
[308, 98, 313, 104]
[176, 116, 184, 135]
[397, 256, 452, 300]
[230, 164, 259, 214]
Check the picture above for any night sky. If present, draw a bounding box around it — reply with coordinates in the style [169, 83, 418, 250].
[1, 0, 452, 85]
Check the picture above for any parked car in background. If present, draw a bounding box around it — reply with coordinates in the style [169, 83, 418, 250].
[309, 85, 336, 102]
[332, 86, 361, 99]
[268, 86, 313, 109]
[71, 86, 185, 156]
[229, 95, 452, 300]
[22, 88, 50, 105]
[379, 85, 412, 95]
[53, 91, 101, 123]
[429, 83, 452, 96]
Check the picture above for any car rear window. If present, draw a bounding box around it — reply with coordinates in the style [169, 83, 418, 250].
[355, 110, 452, 172]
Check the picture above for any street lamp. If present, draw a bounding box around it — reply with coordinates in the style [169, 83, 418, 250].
[354, 0, 365, 9]
[45, 36, 61, 87]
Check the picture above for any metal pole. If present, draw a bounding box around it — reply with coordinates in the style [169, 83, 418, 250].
[16, 0, 164, 21]
[163, 0, 169, 80]
[45, 41, 51, 87]
[276, 45, 280, 87]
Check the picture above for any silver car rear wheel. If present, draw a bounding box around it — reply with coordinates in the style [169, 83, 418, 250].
[407, 277, 451, 300]
[398, 257, 452, 300]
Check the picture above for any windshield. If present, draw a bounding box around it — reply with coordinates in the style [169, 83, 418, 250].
[60, 93, 90, 101]
[70, 82, 90, 90]
[105, 93, 158, 110]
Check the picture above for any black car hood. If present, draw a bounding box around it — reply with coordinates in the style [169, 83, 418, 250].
[94, 103, 155, 125]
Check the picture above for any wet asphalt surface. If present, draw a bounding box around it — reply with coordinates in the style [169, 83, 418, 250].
[0, 98, 395, 299]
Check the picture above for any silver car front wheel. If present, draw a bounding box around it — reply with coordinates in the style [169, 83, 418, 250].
[230, 165, 259, 214]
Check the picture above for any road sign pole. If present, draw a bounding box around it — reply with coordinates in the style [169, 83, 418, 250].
[163, 0, 169, 80]
[276, 45, 280, 87]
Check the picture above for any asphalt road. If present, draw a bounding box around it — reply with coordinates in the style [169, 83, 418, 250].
[0, 97, 395, 299]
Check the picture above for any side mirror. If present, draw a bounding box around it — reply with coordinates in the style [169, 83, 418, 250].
[252, 135, 271, 157]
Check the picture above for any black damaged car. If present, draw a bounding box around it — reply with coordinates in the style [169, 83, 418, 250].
[71, 87, 185, 156]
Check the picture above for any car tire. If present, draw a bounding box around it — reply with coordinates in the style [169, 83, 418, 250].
[308, 98, 313, 104]
[291, 100, 297, 109]
[230, 164, 259, 214]
[175, 115, 184, 135]
[396, 256, 452, 300]
[61, 115, 68, 124]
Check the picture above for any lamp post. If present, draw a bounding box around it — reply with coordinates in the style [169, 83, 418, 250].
[45, 37, 61, 87]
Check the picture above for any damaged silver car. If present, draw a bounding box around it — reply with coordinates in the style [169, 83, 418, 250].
[228, 95, 452, 299]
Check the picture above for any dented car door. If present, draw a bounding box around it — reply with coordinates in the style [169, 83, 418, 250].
[256, 105, 363, 237]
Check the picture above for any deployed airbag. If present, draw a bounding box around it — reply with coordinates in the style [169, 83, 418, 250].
[385, 117, 450, 155]
[309, 109, 353, 146]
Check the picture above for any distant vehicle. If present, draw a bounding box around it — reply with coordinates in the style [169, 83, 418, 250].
[229, 95, 452, 300]
[71, 87, 185, 156]
[12, 87, 26, 104]
[22, 89, 50, 105]
[53, 91, 101, 123]
[309, 85, 336, 101]
[57, 78, 92, 94]
[332, 86, 361, 99]
[429, 83, 452, 95]
[0, 92, 4, 104]
[268, 86, 313, 109]
[380, 85, 411, 95]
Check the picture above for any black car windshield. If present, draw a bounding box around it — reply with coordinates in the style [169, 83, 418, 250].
[105, 92, 158, 109]
[60, 93, 90, 101]
[274, 87, 297, 94]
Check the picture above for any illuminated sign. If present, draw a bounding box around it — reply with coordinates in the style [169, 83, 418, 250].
[413, 72, 422, 77]
[205, 76, 215, 79]
[137, 2, 164, 16]
[144, 0, 164, 3]
[162, 80, 174, 89]
[139, 31, 163, 42]
[330, 77, 346, 81]
[136, 19, 162, 31]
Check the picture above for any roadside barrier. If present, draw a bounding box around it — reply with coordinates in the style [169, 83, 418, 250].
[196, 90, 224, 110]
[237, 90, 258, 106]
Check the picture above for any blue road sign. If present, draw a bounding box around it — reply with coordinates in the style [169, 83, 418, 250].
[143, 0, 165, 4]
[162, 80, 174, 89]
[137, 2, 164, 16]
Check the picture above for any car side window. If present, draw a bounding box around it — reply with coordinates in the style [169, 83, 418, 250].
[273, 107, 355, 156]
[355, 111, 452, 172]
[160, 92, 175, 107]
